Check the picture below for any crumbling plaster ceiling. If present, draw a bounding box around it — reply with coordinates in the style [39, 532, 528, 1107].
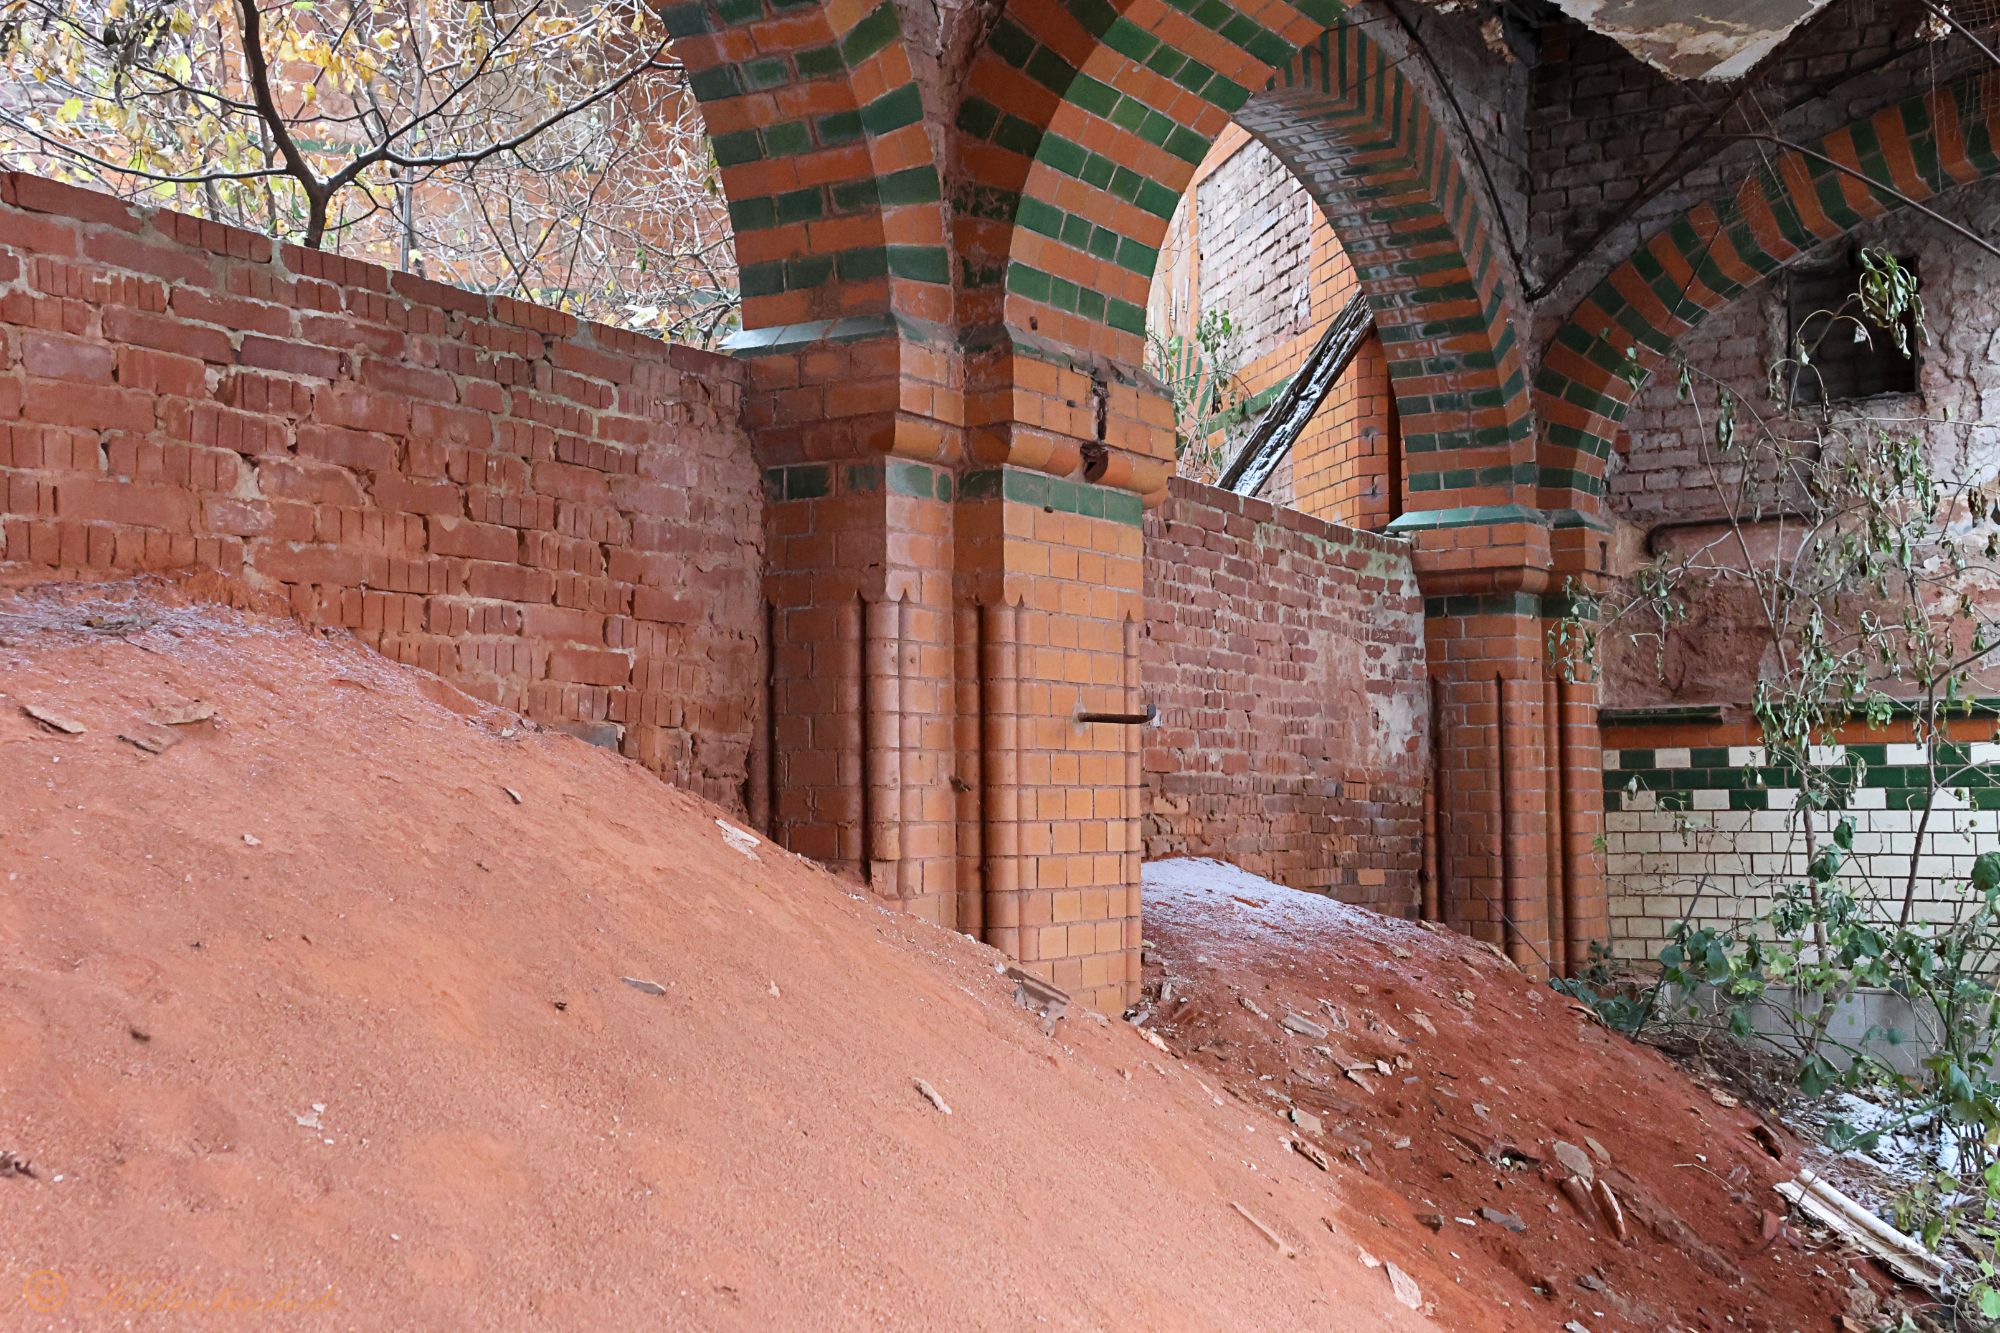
[1543, 0, 1838, 79]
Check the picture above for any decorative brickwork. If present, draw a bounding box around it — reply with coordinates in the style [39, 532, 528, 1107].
[1534, 71, 2000, 504]
[1140, 478, 1425, 909]
[0, 173, 762, 807]
[1601, 729, 2000, 960]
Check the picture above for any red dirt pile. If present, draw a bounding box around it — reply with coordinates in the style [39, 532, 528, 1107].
[1139, 858, 1886, 1333]
[0, 581, 1433, 1331]
[0, 579, 1883, 1332]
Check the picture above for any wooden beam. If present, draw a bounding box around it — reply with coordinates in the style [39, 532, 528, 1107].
[1217, 292, 1374, 497]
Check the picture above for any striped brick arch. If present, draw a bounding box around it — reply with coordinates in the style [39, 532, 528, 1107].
[1536, 70, 2000, 506]
[658, 0, 948, 334]
[954, 4, 1532, 515]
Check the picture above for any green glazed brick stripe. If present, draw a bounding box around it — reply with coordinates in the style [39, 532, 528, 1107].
[1014, 196, 1161, 278]
[1406, 462, 1536, 493]
[959, 467, 1146, 526]
[984, 16, 1222, 164]
[953, 104, 1184, 223]
[711, 82, 922, 170]
[1604, 738, 2000, 813]
[1386, 502, 1539, 535]
[1421, 590, 1543, 619]
[763, 459, 956, 504]
[763, 462, 1144, 523]
[1004, 263, 1147, 336]
[740, 243, 948, 299]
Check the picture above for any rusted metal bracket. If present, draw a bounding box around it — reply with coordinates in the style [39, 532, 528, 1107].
[1218, 291, 1374, 497]
[1075, 704, 1156, 725]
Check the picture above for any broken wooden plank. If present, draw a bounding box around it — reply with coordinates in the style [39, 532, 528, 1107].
[1775, 1176, 1947, 1289]
[1217, 291, 1373, 497]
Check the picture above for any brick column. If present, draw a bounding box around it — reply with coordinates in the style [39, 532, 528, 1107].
[1403, 511, 1607, 979]
[741, 323, 1156, 1011]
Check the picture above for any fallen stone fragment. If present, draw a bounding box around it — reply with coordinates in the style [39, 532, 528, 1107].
[1566, 1321, 1593, 1333]
[1593, 1179, 1630, 1243]
[1239, 995, 1270, 1019]
[147, 699, 214, 726]
[716, 819, 761, 860]
[0, 1150, 35, 1179]
[1585, 1135, 1611, 1162]
[504, 787, 523, 804]
[1357, 1247, 1380, 1268]
[1343, 1068, 1377, 1094]
[620, 977, 667, 995]
[1709, 1088, 1739, 1107]
[1386, 943, 1411, 959]
[1291, 1138, 1329, 1171]
[1281, 1013, 1328, 1039]
[1553, 1140, 1595, 1183]
[1011, 966, 1070, 1035]
[1414, 1212, 1444, 1232]
[1454, 989, 1476, 1008]
[1139, 1026, 1172, 1055]
[1288, 1107, 1322, 1136]
[1409, 1010, 1437, 1036]
[768, 982, 781, 998]
[1559, 1175, 1596, 1221]
[1231, 1202, 1296, 1258]
[118, 720, 181, 754]
[913, 1078, 952, 1115]
[1385, 1261, 1422, 1309]
[1749, 1123, 1787, 1160]
[1479, 1207, 1527, 1233]
[1578, 1273, 1607, 1292]
[22, 704, 84, 734]
[243, 834, 261, 846]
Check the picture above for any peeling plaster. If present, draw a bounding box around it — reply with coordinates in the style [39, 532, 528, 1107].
[1543, 0, 1837, 79]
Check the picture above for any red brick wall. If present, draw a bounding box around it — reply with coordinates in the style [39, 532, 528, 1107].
[0, 174, 762, 809]
[1141, 478, 1426, 911]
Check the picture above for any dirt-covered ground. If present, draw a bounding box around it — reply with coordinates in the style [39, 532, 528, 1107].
[0, 579, 1908, 1330]
[1138, 857, 1903, 1333]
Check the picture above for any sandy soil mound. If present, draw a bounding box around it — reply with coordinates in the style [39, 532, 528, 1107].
[1139, 858, 1886, 1333]
[0, 581, 1438, 1331]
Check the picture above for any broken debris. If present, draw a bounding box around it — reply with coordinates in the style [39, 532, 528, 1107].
[22, 703, 84, 734]
[1593, 1179, 1630, 1244]
[1280, 1012, 1327, 1040]
[1009, 966, 1070, 1035]
[716, 819, 762, 860]
[620, 977, 667, 995]
[913, 1079, 952, 1115]
[1479, 1206, 1527, 1234]
[147, 699, 215, 726]
[1553, 1140, 1595, 1183]
[1385, 1261, 1422, 1309]
[118, 720, 181, 754]
[1775, 1175, 1947, 1289]
[1230, 1203, 1297, 1258]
